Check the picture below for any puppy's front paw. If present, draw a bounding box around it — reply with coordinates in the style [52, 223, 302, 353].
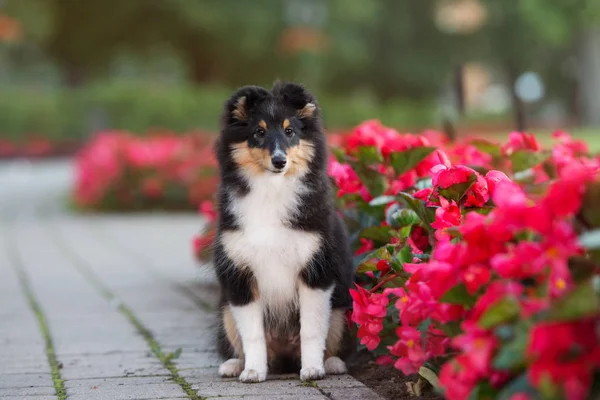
[218, 358, 244, 378]
[300, 366, 325, 381]
[239, 368, 267, 383]
[324, 356, 347, 375]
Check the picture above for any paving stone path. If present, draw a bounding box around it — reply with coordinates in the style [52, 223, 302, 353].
[0, 160, 382, 400]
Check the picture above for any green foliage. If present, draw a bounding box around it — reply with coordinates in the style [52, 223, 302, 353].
[0, 82, 438, 141]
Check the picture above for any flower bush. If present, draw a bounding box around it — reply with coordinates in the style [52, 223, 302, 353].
[195, 120, 600, 399]
[72, 130, 218, 211]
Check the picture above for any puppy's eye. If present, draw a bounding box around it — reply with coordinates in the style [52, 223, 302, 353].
[285, 128, 294, 137]
[254, 128, 266, 139]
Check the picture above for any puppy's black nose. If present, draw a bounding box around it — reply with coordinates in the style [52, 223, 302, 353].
[271, 155, 287, 170]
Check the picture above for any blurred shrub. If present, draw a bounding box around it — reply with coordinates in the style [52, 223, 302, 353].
[0, 82, 439, 142]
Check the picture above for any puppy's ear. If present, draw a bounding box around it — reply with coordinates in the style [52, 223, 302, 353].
[223, 85, 269, 125]
[273, 81, 318, 120]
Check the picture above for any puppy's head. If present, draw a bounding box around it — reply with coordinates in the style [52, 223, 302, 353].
[218, 82, 325, 177]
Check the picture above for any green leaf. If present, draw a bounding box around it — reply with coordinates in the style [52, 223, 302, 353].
[578, 229, 600, 250]
[492, 331, 528, 371]
[391, 208, 421, 227]
[330, 147, 347, 163]
[469, 382, 498, 400]
[396, 244, 414, 265]
[417, 317, 432, 348]
[546, 278, 600, 322]
[435, 321, 462, 337]
[437, 173, 477, 203]
[415, 178, 433, 191]
[356, 261, 378, 273]
[357, 146, 384, 165]
[361, 226, 392, 243]
[389, 147, 436, 177]
[440, 284, 477, 308]
[510, 150, 549, 173]
[396, 192, 436, 232]
[369, 195, 396, 207]
[469, 138, 502, 157]
[496, 374, 538, 400]
[418, 366, 441, 391]
[569, 256, 599, 282]
[478, 296, 521, 329]
[579, 180, 600, 228]
[350, 162, 386, 197]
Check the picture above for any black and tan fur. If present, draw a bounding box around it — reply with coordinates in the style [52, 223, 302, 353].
[213, 81, 355, 383]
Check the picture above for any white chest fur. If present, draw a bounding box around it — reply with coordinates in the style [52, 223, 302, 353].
[221, 173, 322, 313]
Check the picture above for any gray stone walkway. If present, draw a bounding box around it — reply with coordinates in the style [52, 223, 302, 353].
[0, 160, 381, 400]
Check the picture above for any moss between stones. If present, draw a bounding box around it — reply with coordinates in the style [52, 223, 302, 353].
[43, 209, 205, 400]
[8, 242, 68, 399]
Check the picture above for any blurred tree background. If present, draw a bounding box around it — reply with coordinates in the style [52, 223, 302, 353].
[1, 0, 600, 143]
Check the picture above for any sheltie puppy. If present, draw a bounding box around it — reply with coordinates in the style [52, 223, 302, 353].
[213, 81, 355, 383]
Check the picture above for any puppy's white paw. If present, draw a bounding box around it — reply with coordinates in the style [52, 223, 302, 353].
[239, 368, 267, 383]
[324, 356, 347, 375]
[300, 366, 326, 381]
[218, 358, 244, 378]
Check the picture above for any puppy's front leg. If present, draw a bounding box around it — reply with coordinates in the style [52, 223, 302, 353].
[298, 283, 333, 381]
[230, 301, 267, 383]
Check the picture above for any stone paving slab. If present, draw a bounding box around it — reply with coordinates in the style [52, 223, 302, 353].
[0, 160, 383, 400]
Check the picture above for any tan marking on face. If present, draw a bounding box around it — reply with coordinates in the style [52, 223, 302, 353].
[232, 96, 247, 121]
[283, 119, 290, 129]
[230, 142, 271, 175]
[258, 120, 268, 130]
[325, 309, 347, 358]
[286, 139, 315, 176]
[296, 103, 316, 119]
[222, 305, 244, 358]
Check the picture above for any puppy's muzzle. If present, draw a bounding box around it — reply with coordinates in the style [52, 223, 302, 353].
[271, 154, 287, 170]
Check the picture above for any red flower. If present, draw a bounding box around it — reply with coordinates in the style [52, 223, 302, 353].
[355, 238, 374, 256]
[350, 285, 389, 323]
[484, 170, 511, 197]
[388, 327, 427, 375]
[439, 355, 478, 400]
[141, 177, 163, 198]
[376, 259, 391, 274]
[527, 319, 600, 400]
[452, 322, 498, 376]
[409, 226, 430, 253]
[199, 200, 218, 222]
[431, 198, 462, 240]
[463, 173, 489, 207]
[193, 230, 215, 257]
[431, 164, 474, 189]
[502, 131, 540, 155]
[327, 160, 370, 200]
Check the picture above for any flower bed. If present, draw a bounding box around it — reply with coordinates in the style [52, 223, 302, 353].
[0, 138, 81, 159]
[195, 120, 600, 399]
[72, 130, 218, 211]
